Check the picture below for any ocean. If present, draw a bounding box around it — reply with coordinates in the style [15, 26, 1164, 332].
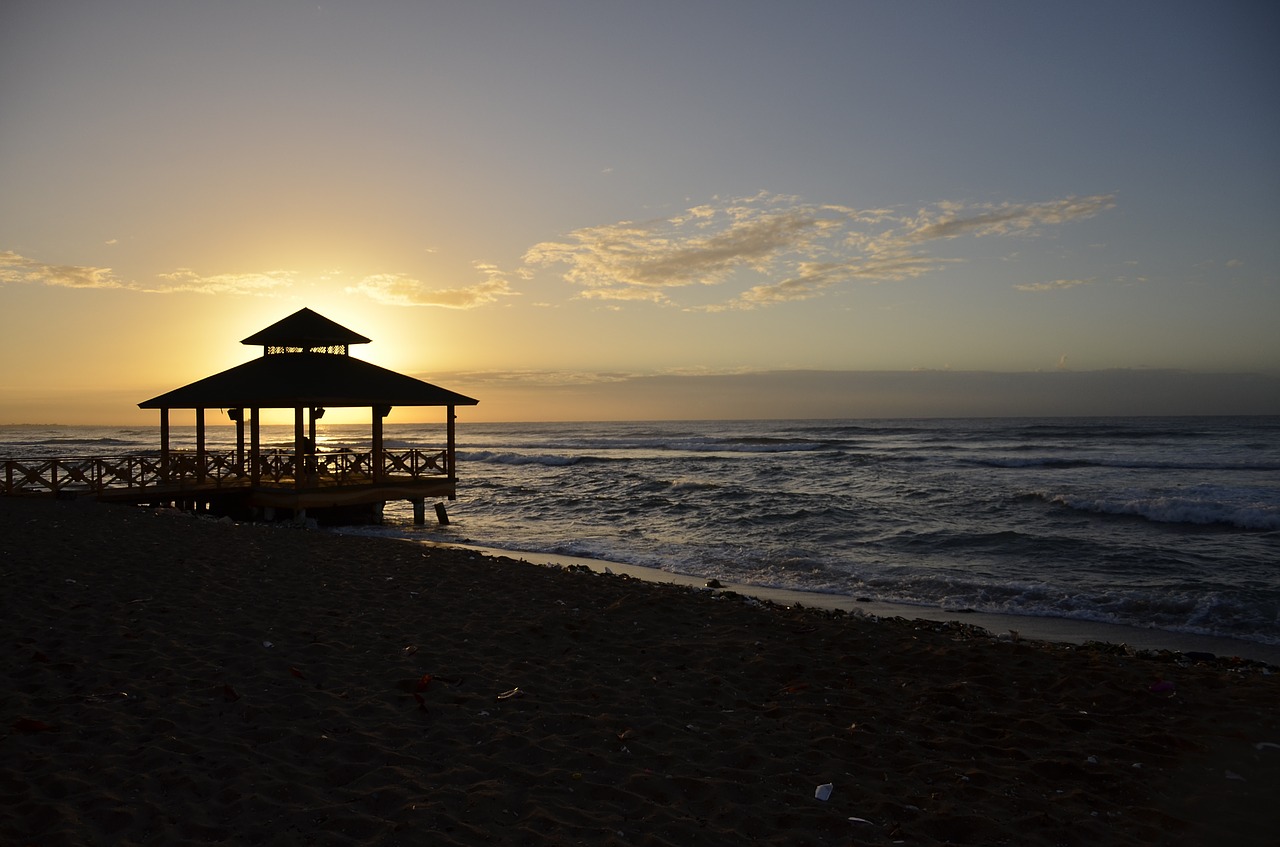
[3, 417, 1278, 652]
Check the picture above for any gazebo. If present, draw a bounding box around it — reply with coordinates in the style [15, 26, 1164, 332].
[137, 307, 478, 523]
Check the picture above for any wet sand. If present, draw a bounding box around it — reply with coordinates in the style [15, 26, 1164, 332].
[426, 542, 1280, 667]
[2, 497, 1278, 845]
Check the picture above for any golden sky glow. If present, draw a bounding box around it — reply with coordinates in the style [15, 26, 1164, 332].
[2, 2, 1278, 423]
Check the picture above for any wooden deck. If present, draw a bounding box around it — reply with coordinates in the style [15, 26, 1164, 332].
[2, 447, 456, 523]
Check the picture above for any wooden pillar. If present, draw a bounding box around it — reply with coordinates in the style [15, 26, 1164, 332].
[309, 407, 324, 477]
[309, 407, 324, 448]
[229, 408, 245, 472]
[371, 407, 380, 483]
[160, 408, 171, 481]
[446, 405, 457, 480]
[294, 407, 305, 490]
[250, 407, 261, 486]
[196, 408, 207, 483]
[372, 405, 389, 483]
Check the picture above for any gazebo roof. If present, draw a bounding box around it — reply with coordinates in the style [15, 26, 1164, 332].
[139, 310, 477, 410]
[241, 307, 372, 348]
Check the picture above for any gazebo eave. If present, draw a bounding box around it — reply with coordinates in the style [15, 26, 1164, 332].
[138, 352, 478, 411]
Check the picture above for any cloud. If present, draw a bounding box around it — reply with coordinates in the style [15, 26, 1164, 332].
[729, 254, 956, 308]
[524, 196, 843, 294]
[524, 192, 1115, 310]
[0, 250, 123, 289]
[901, 195, 1115, 243]
[1013, 278, 1095, 292]
[346, 262, 518, 309]
[147, 268, 296, 295]
[0, 251, 295, 295]
[579, 287, 672, 304]
[3, 247, 522, 309]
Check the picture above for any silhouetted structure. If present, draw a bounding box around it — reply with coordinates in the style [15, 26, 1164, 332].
[2, 308, 477, 524]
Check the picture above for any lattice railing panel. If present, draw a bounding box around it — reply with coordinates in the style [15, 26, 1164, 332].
[4, 447, 450, 495]
[384, 448, 448, 478]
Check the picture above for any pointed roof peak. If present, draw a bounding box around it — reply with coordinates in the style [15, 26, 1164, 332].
[241, 308, 372, 347]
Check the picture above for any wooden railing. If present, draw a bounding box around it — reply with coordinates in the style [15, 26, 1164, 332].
[2, 448, 450, 497]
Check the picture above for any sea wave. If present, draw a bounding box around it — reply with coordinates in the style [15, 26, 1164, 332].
[458, 450, 618, 467]
[940, 582, 1280, 646]
[666, 478, 721, 493]
[1039, 492, 1280, 531]
[1007, 423, 1216, 441]
[966, 456, 1280, 472]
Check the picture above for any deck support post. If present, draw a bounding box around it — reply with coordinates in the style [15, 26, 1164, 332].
[372, 405, 391, 484]
[446, 405, 457, 482]
[446, 405, 458, 501]
[309, 406, 324, 474]
[294, 407, 305, 490]
[435, 502, 450, 525]
[250, 408, 260, 486]
[196, 408, 207, 483]
[412, 498, 425, 525]
[229, 408, 245, 473]
[160, 408, 171, 482]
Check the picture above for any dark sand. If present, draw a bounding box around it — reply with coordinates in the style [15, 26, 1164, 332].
[2, 497, 1278, 846]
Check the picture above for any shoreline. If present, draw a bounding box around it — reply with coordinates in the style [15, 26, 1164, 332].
[399, 538, 1280, 667]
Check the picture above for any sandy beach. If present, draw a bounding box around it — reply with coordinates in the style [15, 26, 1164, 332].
[2, 497, 1277, 846]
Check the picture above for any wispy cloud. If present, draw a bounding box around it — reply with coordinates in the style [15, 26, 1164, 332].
[579, 287, 672, 304]
[147, 268, 296, 295]
[1014, 278, 1095, 292]
[729, 254, 958, 309]
[0, 251, 296, 295]
[0, 250, 123, 289]
[346, 262, 518, 309]
[524, 195, 840, 294]
[1, 249, 518, 309]
[900, 196, 1115, 243]
[524, 192, 1115, 309]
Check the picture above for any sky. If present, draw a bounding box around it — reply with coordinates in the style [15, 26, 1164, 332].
[2, 0, 1278, 425]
